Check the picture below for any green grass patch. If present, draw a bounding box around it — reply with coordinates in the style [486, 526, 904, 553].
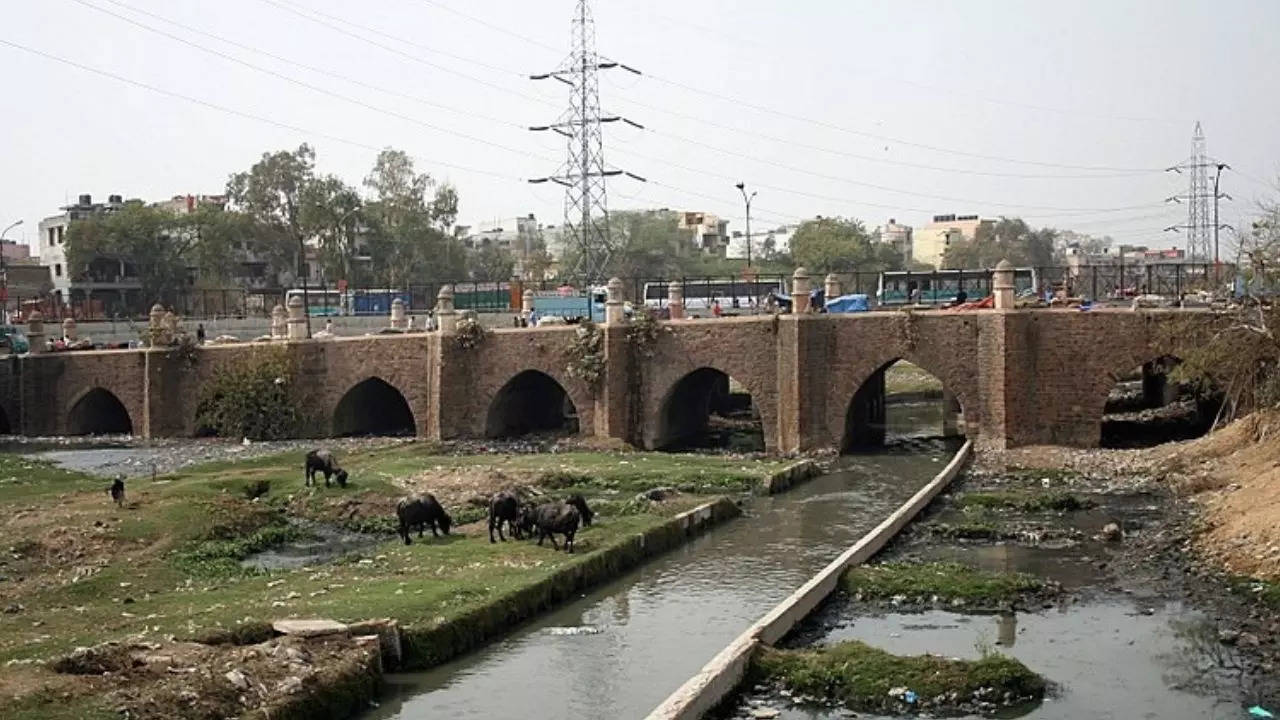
[172, 520, 306, 578]
[958, 491, 1096, 513]
[843, 562, 1044, 606]
[1227, 576, 1280, 611]
[752, 641, 1045, 713]
[0, 455, 105, 500]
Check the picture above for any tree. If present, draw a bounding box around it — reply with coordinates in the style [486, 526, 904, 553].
[362, 148, 462, 286]
[226, 144, 318, 284]
[789, 217, 902, 274]
[180, 204, 259, 286]
[469, 245, 515, 282]
[942, 218, 1058, 269]
[299, 174, 363, 283]
[65, 202, 195, 304]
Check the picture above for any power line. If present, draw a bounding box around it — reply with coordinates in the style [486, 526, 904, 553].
[0, 38, 519, 182]
[92, 0, 525, 133]
[68, 0, 555, 164]
[407, 0, 1168, 173]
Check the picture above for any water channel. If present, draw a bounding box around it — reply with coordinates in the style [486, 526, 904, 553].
[366, 425, 960, 720]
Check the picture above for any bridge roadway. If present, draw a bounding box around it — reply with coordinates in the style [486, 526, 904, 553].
[0, 307, 1212, 452]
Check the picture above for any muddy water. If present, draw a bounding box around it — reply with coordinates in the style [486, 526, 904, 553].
[241, 522, 382, 572]
[364, 439, 962, 720]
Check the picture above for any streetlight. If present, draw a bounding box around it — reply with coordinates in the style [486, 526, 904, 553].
[735, 182, 757, 268]
[1213, 163, 1231, 266]
[1, 220, 23, 323]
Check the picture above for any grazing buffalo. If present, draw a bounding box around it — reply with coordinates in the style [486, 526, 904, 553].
[108, 476, 125, 508]
[396, 494, 452, 545]
[529, 502, 581, 553]
[565, 494, 594, 527]
[305, 449, 348, 488]
[488, 491, 523, 543]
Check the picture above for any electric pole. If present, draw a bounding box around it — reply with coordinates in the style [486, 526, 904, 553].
[1165, 122, 1229, 263]
[735, 182, 757, 268]
[529, 0, 645, 284]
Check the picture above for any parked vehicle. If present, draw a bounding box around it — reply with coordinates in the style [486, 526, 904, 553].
[877, 268, 1038, 306]
[642, 278, 785, 317]
[0, 325, 30, 354]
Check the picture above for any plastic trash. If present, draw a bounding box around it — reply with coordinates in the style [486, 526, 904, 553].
[904, 690, 919, 704]
[1249, 707, 1274, 719]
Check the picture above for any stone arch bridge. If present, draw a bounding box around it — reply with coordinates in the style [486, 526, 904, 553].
[0, 307, 1220, 452]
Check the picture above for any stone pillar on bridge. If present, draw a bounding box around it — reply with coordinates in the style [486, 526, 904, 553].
[390, 298, 408, 330]
[162, 311, 179, 343]
[270, 304, 287, 340]
[667, 281, 685, 320]
[605, 277, 626, 326]
[148, 304, 166, 347]
[824, 273, 841, 303]
[993, 259, 1015, 310]
[1141, 360, 1178, 408]
[25, 311, 45, 354]
[942, 388, 964, 436]
[522, 289, 535, 324]
[286, 295, 307, 341]
[436, 285, 457, 335]
[62, 317, 77, 342]
[792, 267, 812, 314]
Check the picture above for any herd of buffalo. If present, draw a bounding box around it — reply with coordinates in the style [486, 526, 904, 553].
[307, 448, 595, 553]
[104, 449, 596, 553]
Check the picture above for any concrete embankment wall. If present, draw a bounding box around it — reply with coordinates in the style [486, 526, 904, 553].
[761, 460, 822, 494]
[644, 440, 974, 720]
[400, 496, 741, 670]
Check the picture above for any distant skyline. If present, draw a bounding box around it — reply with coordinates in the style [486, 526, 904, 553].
[3, 0, 1278, 256]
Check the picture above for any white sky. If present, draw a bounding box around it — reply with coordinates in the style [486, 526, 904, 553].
[2, 0, 1278, 253]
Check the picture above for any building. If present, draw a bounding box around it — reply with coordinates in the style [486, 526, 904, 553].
[677, 211, 730, 258]
[37, 193, 136, 312]
[729, 224, 796, 261]
[874, 218, 913, 264]
[1, 241, 30, 264]
[456, 214, 550, 280]
[912, 213, 995, 269]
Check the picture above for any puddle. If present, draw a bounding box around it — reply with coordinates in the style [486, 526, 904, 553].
[240, 522, 381, 571]
[746, 599, 1242, 720]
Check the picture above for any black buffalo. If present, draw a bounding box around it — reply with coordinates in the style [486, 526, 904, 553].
[305, 449, 348, 488]
[396, 494, 452, 545]
[528, 502, 581, 553]
[108, 476, 125, 508]
[565, 494, 594, 527]
[488, 491, 523, 543]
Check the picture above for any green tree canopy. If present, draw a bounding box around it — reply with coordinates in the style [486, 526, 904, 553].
[225, 144, 317, 283]
[789, 217, 902, 274]
[362, 148, 464, 286]
[942, 218, 1059, 269]
[65, 202, 213, 303]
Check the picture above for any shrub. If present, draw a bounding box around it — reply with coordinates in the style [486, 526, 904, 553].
[454, 316, 488, 350]
[194, 346, 300, 440]
[564, 320, 605, 387]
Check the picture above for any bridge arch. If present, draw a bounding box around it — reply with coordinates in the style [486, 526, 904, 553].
[654, 367, 763, 451]
[333, 376, 416, 437]
[1088, 351, 1220, 448]
[67, 387, 133, 436]
[485, 370, 579, 438]
[841, 358, 965, 451]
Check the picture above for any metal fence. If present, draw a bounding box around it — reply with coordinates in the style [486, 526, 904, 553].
[2, 262, 1242, 323]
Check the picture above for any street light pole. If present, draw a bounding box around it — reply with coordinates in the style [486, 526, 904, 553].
[735, 182, 757, 268]
[1, 220, 24, 323]
[298, 235, 311, 338]
[1213, 163, 1230, 266]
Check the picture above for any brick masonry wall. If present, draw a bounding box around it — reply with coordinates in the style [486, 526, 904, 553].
[0, 310, 1220, 450]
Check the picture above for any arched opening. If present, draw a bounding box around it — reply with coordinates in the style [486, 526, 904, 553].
[843, 359, 962, 452]
[333, 378, 416, 437]
[485, 370, 578, 439]
[67, 388, 132, 436]
[1100, 356, 1222, 448]
[656, 367, 763, 452]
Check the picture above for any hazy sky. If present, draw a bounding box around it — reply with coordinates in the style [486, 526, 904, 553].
[3, 0, 1278, 254]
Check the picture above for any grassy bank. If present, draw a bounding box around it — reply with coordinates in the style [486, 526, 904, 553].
[751, 641, 1045, 714]
[843, 561, 1045, 608]
[0, 444, 771, 717]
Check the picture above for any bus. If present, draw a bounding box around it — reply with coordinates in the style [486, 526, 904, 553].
[344, 289, 411, 315]
[642, 278, 786, 316]
[284, 288, 343, 317]
[877, 268, 1038, 306]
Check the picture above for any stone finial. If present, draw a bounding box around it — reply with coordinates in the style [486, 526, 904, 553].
[792, 267, 812, 314]
[605, 277, 626, 326]
[823, 273, 841, 304]
[270, 304, 287, 340]
[390, 298, 408, 330]
[26, 310, 44, 354]
[62, 316, 78, 342]
[147, 303, 166, 347]
[993, 258, 1015, 310]
[667, 280, 685, 320]
[521, 289, 535, 321]
[436, 284, 457, 334]
[286, 294, 308, 340]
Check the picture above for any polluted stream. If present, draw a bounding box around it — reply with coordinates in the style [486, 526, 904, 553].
[365, 437, 961, 720]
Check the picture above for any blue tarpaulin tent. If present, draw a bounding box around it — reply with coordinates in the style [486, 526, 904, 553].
[825, 294, 870, 313]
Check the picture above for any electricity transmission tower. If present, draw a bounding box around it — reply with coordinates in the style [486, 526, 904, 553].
[1165, 121, 1230, 262]
[529, 0, 645, 282]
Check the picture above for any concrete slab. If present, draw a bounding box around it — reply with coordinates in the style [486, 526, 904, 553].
[272, 619, 349, 638]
